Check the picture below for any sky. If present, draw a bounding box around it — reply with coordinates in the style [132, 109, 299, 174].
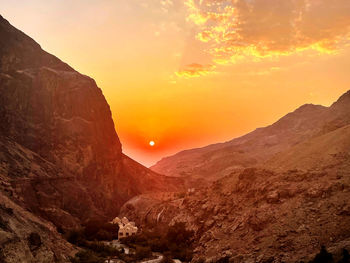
[1, 0, 350, 166]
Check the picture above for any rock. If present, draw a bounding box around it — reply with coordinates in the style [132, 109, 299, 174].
[27, 232, 42, 251]
[266, 191, 280, 203]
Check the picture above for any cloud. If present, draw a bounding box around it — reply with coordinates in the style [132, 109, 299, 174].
[175, 63, 216, 78]
[184, 0, 350, 64]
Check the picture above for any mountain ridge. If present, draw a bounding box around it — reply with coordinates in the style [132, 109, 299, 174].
[151, 93, 349, 183]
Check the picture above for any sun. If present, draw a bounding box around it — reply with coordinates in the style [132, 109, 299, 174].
[149, 140, 155, 147]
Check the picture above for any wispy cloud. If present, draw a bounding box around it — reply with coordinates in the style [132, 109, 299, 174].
[175, 63, 216, 78]
[184, 0, 350, 64]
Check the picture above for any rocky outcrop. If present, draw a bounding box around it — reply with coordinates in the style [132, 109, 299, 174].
[0, 190, 76, 263]
[0, 15, 182, 262]
[122, 165, 350, 263]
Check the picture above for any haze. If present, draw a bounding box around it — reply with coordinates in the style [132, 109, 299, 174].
[2, 0, 350, 166]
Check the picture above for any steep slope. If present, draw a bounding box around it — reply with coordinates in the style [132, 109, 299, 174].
[266, 124, 350, 171]
[0, 190, 75, 263]
[122, 166, 350, 262]
[0, 15, 181, 261]
[151, 92, 350, 183]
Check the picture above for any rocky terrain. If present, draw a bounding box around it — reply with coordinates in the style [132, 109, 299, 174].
[1, 12, 349, 263]
[122, 91, 350, 262]
[0, 15, 181, 262]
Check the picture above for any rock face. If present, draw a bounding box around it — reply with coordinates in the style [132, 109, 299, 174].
[151, 92, 350, 185]
[0, 190, 75, 263]
[122, 167, 350, 263]
[0, 15, 182, 262]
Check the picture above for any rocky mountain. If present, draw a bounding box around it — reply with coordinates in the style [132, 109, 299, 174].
[122, 165, 350, 262]
[0, 15, 181, 262]
[151, 91, 350, 185]
[122, 91, 350, 262]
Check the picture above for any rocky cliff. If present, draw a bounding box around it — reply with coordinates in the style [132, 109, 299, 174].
[0, 15, 181, 262]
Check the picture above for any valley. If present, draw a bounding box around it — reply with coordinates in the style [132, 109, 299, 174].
[0, 12, 349, 263]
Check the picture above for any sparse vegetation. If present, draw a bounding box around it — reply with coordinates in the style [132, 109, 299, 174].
[65, 220, 118, 245]
[311, 246, 333, 263]
[121, 222, 194, 262]
[309, 246, 350, 263]
[339, 249, 350, 263]
[69, 241, 121, 263]
[70, 250, 105, 263]
[83, 220, 119, 241]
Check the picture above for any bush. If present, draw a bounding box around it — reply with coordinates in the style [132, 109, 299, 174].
[135, 246, 152, 260]
[120, 223, 194, 262]
[66, 229, 86, 246]
[83, 220, 118, 241]
[339, 249, 349, 263]
[166, 222, 193, 245]
[160, 255, 174, 263]
[84, 241, 120, 257]
[70, 250, 104, 263]
[216, 256, 230, 263]
[311, 246, 333, 263]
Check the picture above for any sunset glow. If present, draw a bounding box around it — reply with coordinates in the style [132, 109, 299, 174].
[2, 0, 350, 166]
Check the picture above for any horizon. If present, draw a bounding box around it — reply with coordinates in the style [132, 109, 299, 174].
[2, 1, 350, 166]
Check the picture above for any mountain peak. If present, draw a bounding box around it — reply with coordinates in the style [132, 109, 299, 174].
[293, 103, 326, 113]
[0, 15, 73, 72]
[332, 90, 350, 108]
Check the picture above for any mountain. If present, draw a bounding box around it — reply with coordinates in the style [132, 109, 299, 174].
[122, 91, 350, 262]
[151, 91, 350, 184]
[122, 164, 350, 262]
[0, 15, 181, 262]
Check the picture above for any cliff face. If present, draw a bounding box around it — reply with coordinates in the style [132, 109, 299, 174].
[0, 15, 181, 262]
[0, 14, 122, 180]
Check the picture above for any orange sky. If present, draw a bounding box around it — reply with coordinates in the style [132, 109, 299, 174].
[2, 0, 350, 166]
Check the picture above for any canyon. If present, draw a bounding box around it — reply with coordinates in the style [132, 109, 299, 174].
[124, 92, 350, 262]
[0, 13, 349, 263]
